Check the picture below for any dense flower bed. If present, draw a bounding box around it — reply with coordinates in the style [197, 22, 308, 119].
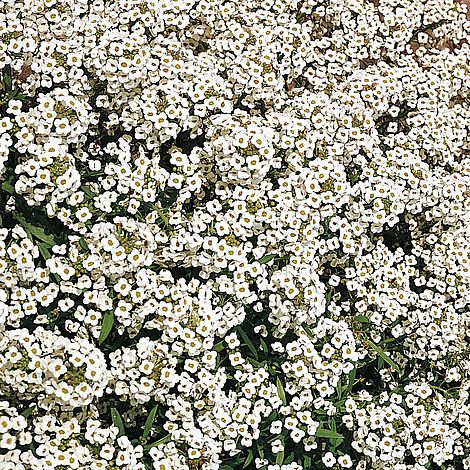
[0, 0, 469, 468]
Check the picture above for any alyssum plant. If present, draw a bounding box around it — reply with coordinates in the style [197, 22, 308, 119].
[0, 0, 469, 469]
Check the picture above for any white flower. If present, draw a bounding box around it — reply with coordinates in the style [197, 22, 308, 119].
[0, 433, 16, 450]
[225, 332, 240, 349]
[76, 207, 93, 222]
[337, 454, 353, 468]
[322, 452, 337, 468]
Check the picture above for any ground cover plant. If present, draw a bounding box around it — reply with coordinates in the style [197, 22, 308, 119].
[0, 0, 469, 468]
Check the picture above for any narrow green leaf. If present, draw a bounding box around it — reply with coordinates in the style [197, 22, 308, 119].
[153, 205, 168, 227]
[257, 253, 276, 264]
[285, 451, 295, 464]
[213, 341, 224, 352]
[315, 428, 344, 441]
[301, 323, 314, 338]
[247, 357, 264, 368]
[237, 327, 258, 359]
[378, 355, 384, 370]
[143, 406, 158, 438]
[276, 377, 287, 406]
[79, 237, 90, 252]
[346, 367, 356, 395]
[380, 337, 400, 345]
[6, 89, 18, 100]
[144, 434, 171, 450]
[21, 406, 34, 418]
[336, 376, 342, 399]
[3, 65, 12, 91]
[260, 338, 268, 354]
[364, 338, 401, 373]
[37, 243, 60, 284]
[12, 214, 55, 246]
[30, 227, 55, 246]
[1, 180, 14, 194]
[83, 170, 104, 177]
[304, 455, 312, 467]
[275, 450, 284, 466]
[355, 315, 370, 323]
[329, 419, 337, 432]
[325, 288, 333, 305]
[37, 242, 51, 260]
[327, 419, 342, 449]
[98, 311, 114, 345]
[111, 408, 125, 437]
[81, 185, 96, 198]
[242, 450, 254, 469]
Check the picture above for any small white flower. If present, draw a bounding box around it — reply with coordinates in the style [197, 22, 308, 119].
[322, 452, 336, 468]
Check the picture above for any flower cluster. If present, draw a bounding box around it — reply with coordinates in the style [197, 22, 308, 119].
[0, 327, 108, 410]
[109, 338, 178, 405]
[342, 383, 470, 469]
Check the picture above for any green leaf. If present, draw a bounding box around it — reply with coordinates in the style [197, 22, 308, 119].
[329, 418, 337, 432]
[83, 170, 104, 177]
[98, 311, 114, 345]
[325, 288, 334, 305]
[237, 327, 258, 359]
[346, 367, 356, 395]
[111, 408, 125, 437]
[37, 242, 52, 260]
[257, 253, 276, 264]
[247, 357, 264, 368]
[37, 243, 60, 284]
[79, 237, 90, 252]
[1, 180, 14, 194]
[6, 89, 18, 100]
[327, 419, 342, 449]
[3, 65, 12, 91]
[153, 204, 168, 227]
[143, 406, 157, 438]
[21, 406, 34, 418]
[336, 376, 342, 399]
[275, 450, 284, 466]
[284, 451, 295, 464]
[378, 355, 384, 370]
[315, 428, 344, 442]
[31, 227, 55, 246]
[380, 337, 397, 344]
[81, 185, 96, 198]
[260, 338, 268, 354]
[364, 338, 401, 373]
[301, 323, 314, 338]
[12, 214, 55, 246]
[14, 92, 28, 100]
[303, 455, 312, 467]
[242, 450, 254, 469]
[355, 315, 370, 323]
[144, 434, 171, 450]
[213, 341, 224, 352]
[276, 377, 287, 406]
